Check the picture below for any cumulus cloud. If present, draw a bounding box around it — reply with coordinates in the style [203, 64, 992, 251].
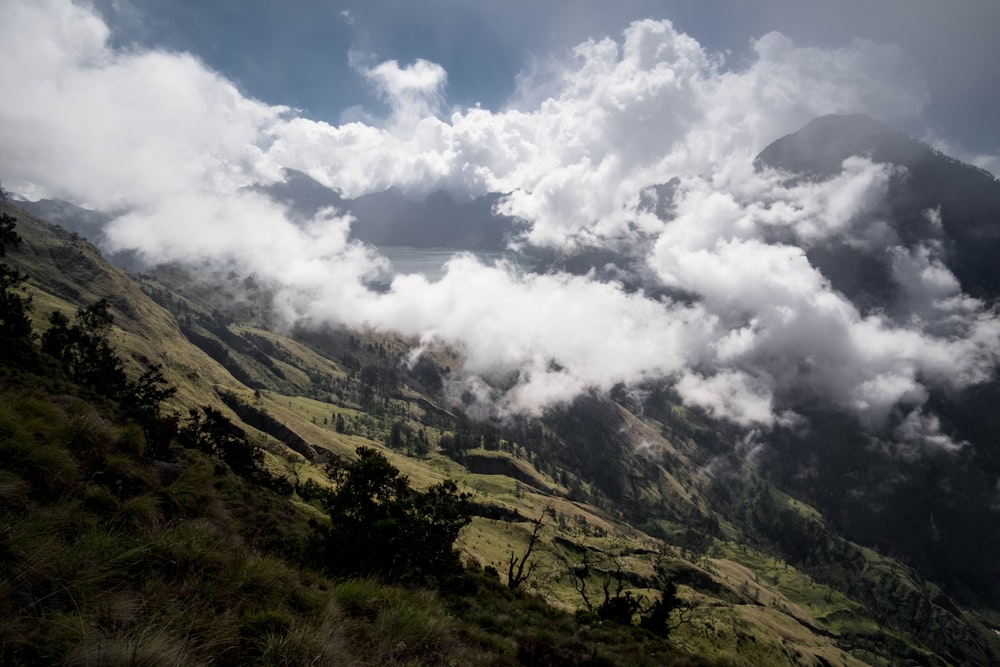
[2, 0, 997, 448]
[0, 0, 287, 207]
[351, 53, 448, 130]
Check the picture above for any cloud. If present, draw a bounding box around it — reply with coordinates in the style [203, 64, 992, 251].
[675, 371, 775, 427]
[267, 18, 927, 214]
[0, 0, 287, 207]
[872, 408, 969, 461]
[2, 0, 997, 448]
[351, 54, 448, 130]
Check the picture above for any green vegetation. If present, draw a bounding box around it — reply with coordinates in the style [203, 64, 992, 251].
[0, 212, 34, 351]
[307, 446, 471, 584]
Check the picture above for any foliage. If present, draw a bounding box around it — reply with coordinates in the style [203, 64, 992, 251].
[179, 405, 262, 473]
[0, 212, 19, 253]
[5, 206, 1000, 665]
[219, 388, 316, 460]
[39, 298, 177, 453]
[42, 299, 127, 395]
[638, 562, 697, 638]
[176, 405, 291, 494]
[310, 446, 471, 584]
[0, 213, 33, 346]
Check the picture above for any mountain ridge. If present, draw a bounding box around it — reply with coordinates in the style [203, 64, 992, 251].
[756, 112, 1000, 300]
[3, 113, 1000, 664]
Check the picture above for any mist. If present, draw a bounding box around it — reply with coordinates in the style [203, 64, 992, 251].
[2, 0, 998, 454]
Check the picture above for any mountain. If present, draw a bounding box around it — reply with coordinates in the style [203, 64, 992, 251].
[261, 169, 523, 251]
[5, 112, 1000, 664]
[12, 197, 146, 271]
[750, 115, 1000, 608]
[10, 197, 113, 240]
[11, 170, 523, 275]
[4, 179, 1000, 664]
[756, 113, 1000, 302]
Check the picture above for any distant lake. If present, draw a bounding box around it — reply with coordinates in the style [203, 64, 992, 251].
[377, 246, 540, 280]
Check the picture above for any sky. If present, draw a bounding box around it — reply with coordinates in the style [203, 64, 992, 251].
[87, 0, 1000, 157]
[2, 0, 1000, 454]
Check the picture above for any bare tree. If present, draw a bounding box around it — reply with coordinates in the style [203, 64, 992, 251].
[571, 550, 595, 614]
[507, 506, 550, 590]
[569, 542, 701, 637]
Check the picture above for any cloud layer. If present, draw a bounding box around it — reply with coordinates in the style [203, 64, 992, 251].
[2, 0, 997, 454]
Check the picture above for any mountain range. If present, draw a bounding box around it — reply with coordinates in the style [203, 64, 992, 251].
[3, 114, 1000, 665]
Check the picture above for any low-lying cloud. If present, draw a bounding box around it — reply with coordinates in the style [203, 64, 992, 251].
[2, 0, 997, 454]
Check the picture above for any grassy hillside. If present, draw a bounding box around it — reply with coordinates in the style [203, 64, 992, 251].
[2, 200, 998, 665]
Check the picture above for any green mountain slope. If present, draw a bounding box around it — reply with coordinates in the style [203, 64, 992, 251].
[2, 199, 998, 665]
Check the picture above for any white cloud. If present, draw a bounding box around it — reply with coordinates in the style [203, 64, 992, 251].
[675, 371, 775, 427]
[2, 0, 996, 446]
[351, 54, 448, 130]
[265, 18, 927, 223]
[0, 0, 287, 207]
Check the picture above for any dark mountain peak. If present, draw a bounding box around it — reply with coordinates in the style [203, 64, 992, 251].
[756, 112, 998, 190]
[755, 114, 1000, 299]
[256, 168, 347, 217]
[754, 113, 933, 178]
[349, 187, 520, 251]
[254, 171, 520, 251]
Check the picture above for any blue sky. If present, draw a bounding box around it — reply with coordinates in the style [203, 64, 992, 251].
[91, 0, 1000, 153]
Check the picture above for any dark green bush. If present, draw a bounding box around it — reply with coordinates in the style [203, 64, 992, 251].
[310, 446, 471, 584]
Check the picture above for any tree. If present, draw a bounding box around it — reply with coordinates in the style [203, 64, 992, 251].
[638, 558, 699, 638]
[42, 299, 128, 395]
[507, 507, 549, 590]
[569, 546, 697, 637]
[576, 551, 646, 625]
[0, 212, 19, 250]
[387, 420, 405, 449]
[121, 363, 176, 423]
[41, 299, 178, 455]
[179, 406, 263, 478]
[311, 446, 471, 583]
[0, 213, 33, 346]
[120, 361, 177, 458]
[413, 428, 430, 456]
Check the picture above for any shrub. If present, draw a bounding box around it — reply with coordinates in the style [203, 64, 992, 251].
[310, 447, 471, 584]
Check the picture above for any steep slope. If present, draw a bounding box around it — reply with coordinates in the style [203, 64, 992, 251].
[1, 200, 242, 412]
[747, 116, 1000, 609]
